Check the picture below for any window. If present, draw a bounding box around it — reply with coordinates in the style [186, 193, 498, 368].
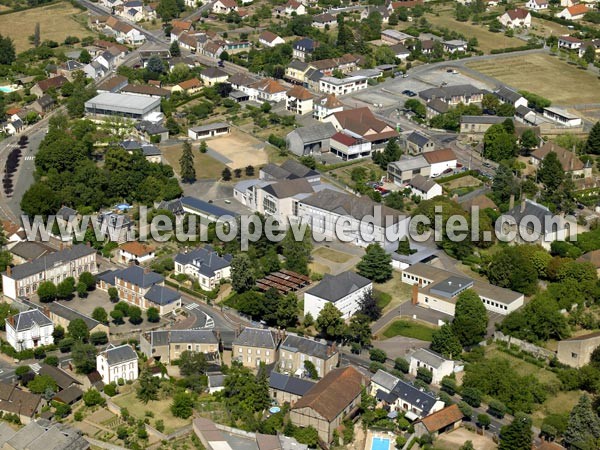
[238, 348, 242, 353]
[572, 352, 578, 358]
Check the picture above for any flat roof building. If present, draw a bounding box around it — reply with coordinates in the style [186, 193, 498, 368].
[85, 92, 161, 120]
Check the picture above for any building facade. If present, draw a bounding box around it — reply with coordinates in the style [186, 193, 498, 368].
[96, 344, 139, 384]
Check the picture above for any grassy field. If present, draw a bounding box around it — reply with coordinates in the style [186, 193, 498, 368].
[382, 319, 436, 341]
[162, 142, 227, 179]
[0, 1, 92, 52]
[112, 391, 190, 434]
[309, 261, 331, 275]
[375, 272, 413, 314]
[423, 11, 523, 53]
[467, 53, 600, 105]
[485, 347, 559, 385]
[532, 390, 583, 428]
[531, 17, 572, 38]
[312, 247, 354, 264]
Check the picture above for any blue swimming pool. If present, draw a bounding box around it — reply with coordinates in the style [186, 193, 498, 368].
[0, 86, 15, 93]
[372, 436, 391, 450]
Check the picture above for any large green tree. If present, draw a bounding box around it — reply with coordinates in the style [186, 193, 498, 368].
[71, 342, 97, 374]
[68, 318, 90, 341]
[564, 394, 600, 450]
[231, 253, 255, 293]
[452, 289, 487, 347]
[483, 123, 518, 162]
[356, 243, 392, 283]
[316, 303, 345, 341]
[538, 151, 564, 193]
[282, 226, 312, 275]
[487, 246, 538, 295]
[430, 324, 463, 358]
[137, 368, 160, 403]
[585, 121, 600, 155]
[179, 351, 207, 377]
[179, 140, 196, 183]
[499, 413, 533, 450]
[0, 34, 16, 65]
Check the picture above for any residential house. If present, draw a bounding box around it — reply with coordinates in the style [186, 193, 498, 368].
[310, 54, 362, 76]
[213, 0, 237, 13]
[174, 246, 232, 291]
[105, 17, 145, 45]
[419, 84, 484, 106]
[171, 77, 203, 95]
[561, 0, 576, 6]
[30, 76, 68, 98]
[443, 39, 468, 53]
[313, 94, 344, 121]
[140, 329, 219, 364]
[388, 155, 430, 185]
[1, 244, 97, 300]
[405, 131, 435, 154]
[408, 348, 456, 384]
[199, 68, 229, 86]
[408, 175, 442, 200]
[118, 242, 156, 264]
[557, 4, 588, 20]
[31, 95, 55, 115]
[324, 107, 399, 148]
[83, 61, 106, 80]
[96, 344, 138, 384]
[530, 141, 591, 178]
[499, 8, 532, 28]
[275, 0, 306, 16]
[426, 98, 449, 119]
[57, 60, 85, 81]
[297, 189, 409, 248]
[279, 334, 339, 378]
[285, 61, 312, 85]
[188, 122, 230, 140]
[390, 43, 411, 60]
[269, 372, 316, 405]
[9, 242, 54, 265]
[97, 75, 129, 93]
[2, 220, 24, 246]
[402, 263, 525, 316]
[423, 148, 457, 177]
[232, 327, 280, 368]
[0, 384, 42, 424]
[0, 418, 89, 447]
[579, 39, 600, 58]
[559, 35, 583, 50]
[290, 366, 366, 443]
[312, 13, 336, 28]
[460, 115, 508, 137]
[229, 72, 258, 91]
[285, 123, 337, 156]
[318, 76, 368, 95]
[177, 32, 199, 52]
[362, 5, 390, 23]
[330, 132, 372, 160]
[33, 300, 109, 336]
[259, 31, 285, 47]
[557, 331, 600, 368]
[460, 193, 499, 213]
[543, 107, 582, 127]
[246, 78, 287, 103]
[135, 120, 169, 142]
[286, 85, 314, 115]
[5, 309, 54, 351]
[292, 38, 319, 62]
[494, 86, 528, 109]
[381, 29, 413, 45]
[527, 0, 548, 9]
[304, 271, 372, 320]
[414, 405, 464, 438]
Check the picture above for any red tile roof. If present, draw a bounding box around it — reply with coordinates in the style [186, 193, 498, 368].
[419, 404, 463, 433]
[567, 4, 588, 15]
[259, 31, 280, 43]
[506, 8, 530, 20]
[35, 76, 68, 92]
[177, 77, 202, 90]
[286, 85, 313, 100]
[120, 241, 155, 257]
[331, 132, 358, 146]
[423, 148, 456, 164]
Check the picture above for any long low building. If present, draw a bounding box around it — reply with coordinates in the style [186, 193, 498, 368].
[84, 92, 161, 120]
[402, 263, 524, 316]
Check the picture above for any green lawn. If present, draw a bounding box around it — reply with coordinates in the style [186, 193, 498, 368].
[485, 347, 559, 385]
[312, 247, 354, 264]
[375, 273, 413, 314]
[382, 319, 436, 341]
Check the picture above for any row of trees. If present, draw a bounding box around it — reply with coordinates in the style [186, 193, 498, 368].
[37, 272, 96, 302]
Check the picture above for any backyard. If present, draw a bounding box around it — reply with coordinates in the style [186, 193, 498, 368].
[467, 53, 600, 105]
[0, 1, 92, 52]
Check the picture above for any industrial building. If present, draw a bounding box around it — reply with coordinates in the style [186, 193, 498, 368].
[84, 92, 161, 120]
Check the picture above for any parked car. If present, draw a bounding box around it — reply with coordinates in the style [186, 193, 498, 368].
[442, 168, 453, 174]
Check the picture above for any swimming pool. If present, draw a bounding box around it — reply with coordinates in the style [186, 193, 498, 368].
[0, 86, 15, 93]
[372, 436, 391, 450]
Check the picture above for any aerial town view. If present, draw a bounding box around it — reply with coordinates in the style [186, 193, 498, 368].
[0, 0, 600, 448]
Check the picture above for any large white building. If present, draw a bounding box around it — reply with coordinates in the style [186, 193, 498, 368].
[174, 247, 232, 291]
[84, 93, 161, 121]
[318, 76, 368, 95]
[5, 309, 54, 352]
[2, 244, 97, 300]
[408, 348, 456, 385]
[304, 271, 372, 319]
[97, 344, 139, 384]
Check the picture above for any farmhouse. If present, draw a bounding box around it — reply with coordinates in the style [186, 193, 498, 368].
[172, 77, 203, 94]
[212, 0, 237, 14]
[31, 76, 68, 98]
[526, 0, 548, 9]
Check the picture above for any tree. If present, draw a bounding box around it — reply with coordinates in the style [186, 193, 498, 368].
[52, 325, 65, 341]
[373, 138, 402, 170]
[231, 253, 255, 293]
[146, 307, 160, 323]
[483, 123, 517, 162]
[452, 289, 488, 346]
[482, 93, 500, 113]
[92, 307, 108, 324]
[222, 167, 232, 181]
[33, 22, 40, 48]
[478, 414, 491, 429]
[179, 140, 196, 183]
[460, 442, 475, 450]
[28, 375, 57, 394]
[56, 277, 75, 300]
[137, 369, 160, 403]
[37, 281, 57, 303]
[357, 244, 392, 283]
[166, 117, 180, 136]
[83, 388, 106, 407]
[539, 151, 564, 193]
[76, 281, 87, 298]
[90, 331, 108, 345]
[72, 342, 97, 374]
[316, 303, 345, 341]
[282, 226, 312, 275]
[171, 392, 194, 418]
[564, 394, 600, 449]
[585, 121, 600, 155]
[68, 318, 90, 342]
[358, 290, 382, 321]
[179, 351, 207, 377]
[304, 360, 318, 379]
[520, 129, 538, 154]
[199, 141, 208, 154]
[170, 40, 181, 57]
[369, 348, 387, 363]
[110, 309, 124, 324]
[79, 48, 91, 64]
[347, 314, 372, 347]
[417, 367, 433, 384]
[431, 324, 462, 358]
[499, 413, 533, 450]
[44, 355, 59, 367]
[108, 287, 119, 302]
[79, 272, 96, 290]
[397, 237, 416, 256]
[0, 34, 16, 65]
[128, 306, 143, 325]
[275, 293, 298, 329]
[487, 246, 538, 295]
[462, 387, 482, 407]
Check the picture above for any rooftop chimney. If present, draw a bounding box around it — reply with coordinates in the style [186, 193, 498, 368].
[411, 284, 418, 305]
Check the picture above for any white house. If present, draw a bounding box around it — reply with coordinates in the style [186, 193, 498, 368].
[246, 78, 287, 103]
[542, 107, 582, 127]
[558, 35, 583, 50]
[423, 148, 457, 178]
[118, 242, 155, 264]
[259, 31, 285, 48]
[318, 76, 368, 96]
[174, 247, 232, 291]
[499, 8, 532, 28]
[408, 175, 442, 200]
[286, 85, 314, 116]
[97, 344, 139, 384]
[494, 86, 528, 109]
[408, 349, 456, 385]
[443, 40, 467, 53]
[526, 0, 548, 10]
[313, 94, 344, 121]
[5, 309, 54, 352]
[303, 271, 372, 320]
[330, 132, 372, 161]
[557, 4, 588, 20]
[212, 0, 237, 14]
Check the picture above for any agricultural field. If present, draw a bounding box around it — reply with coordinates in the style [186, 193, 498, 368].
[422, 10, 523, 53]
[467, 53, 600, 105]
[0, 1, 92, 52]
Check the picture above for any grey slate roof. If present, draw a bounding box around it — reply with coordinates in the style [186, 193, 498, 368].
[269, 372, 316, 396]
[506, 198, 568, 234]
[407, 131, 432, 148]
[201, 67, 228, 79]
[144, 284, 181, 306]
[9, 309, 53, 332]
[389, 155, 429, 172]
[141, 144, 161, 156]
[409, 175, 438, 193]
[288, 60, 309, 71]
[9, 241, 54, 261]
[189, 122, 230, 133]
[419, 84, 484, 102]
[102, 344, 137, 365]
[208, 373, 225, 388]
[262, 178, 314, 199]
[388, 379, 438, 413]
[280, 335, 333, 360]
[410, 348, 450, 369]
[169, 329, 218, 344]
[38, 363, 81, 390]
[181, 196, 239, 218]
[115, 265, 163, 288]
[293, 38, 317, 52]
[288, 123, 337, 145]
[233, 327, 277, 349]
[371, 369, 400, 392]
[3, 419, 88, 450]
[494, 86, 523, 104]
[174, 247, 232, 277]
[305, 271, 371, 303]
[35, 94, 55, 108]
[5, 244, 96, 281]
[460, 115, 507, 125]
[157, 198, 184, 215]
